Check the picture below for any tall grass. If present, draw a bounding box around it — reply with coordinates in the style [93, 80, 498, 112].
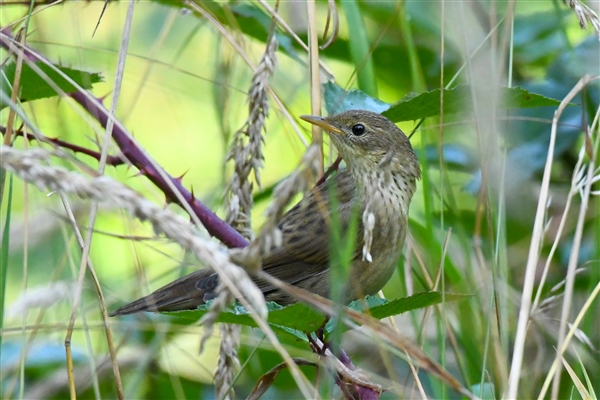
[1, 1, 598, 399]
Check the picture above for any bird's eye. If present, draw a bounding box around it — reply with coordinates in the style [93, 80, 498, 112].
[351, 124, 366, 136]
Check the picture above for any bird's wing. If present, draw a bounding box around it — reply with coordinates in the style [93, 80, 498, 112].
[110, 171, 363, 315]
[109, 269, 216, 316]
[257, 170, 364, 297]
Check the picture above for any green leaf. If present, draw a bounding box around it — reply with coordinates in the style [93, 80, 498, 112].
[382, 85, 563, 122]
[323, 83, 560, 121]
[164, 291, 471, 340]
[0, 62, 103, 109]
[323, 81, 390, 115]
[168, 302, 327, 342]
[325, 292, 471, 335]
[350, 292, 472, 320]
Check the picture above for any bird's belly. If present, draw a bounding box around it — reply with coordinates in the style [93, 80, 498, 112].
[350, 248, 401, 299]
[350, 197, 408, 299]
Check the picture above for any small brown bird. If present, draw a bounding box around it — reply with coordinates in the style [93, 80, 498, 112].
[110, 110, 420, 316]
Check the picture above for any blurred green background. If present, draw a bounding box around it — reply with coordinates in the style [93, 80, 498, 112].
[1, 1, 598, 399]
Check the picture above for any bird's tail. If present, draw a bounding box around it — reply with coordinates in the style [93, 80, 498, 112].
[109, 269, 218, 316]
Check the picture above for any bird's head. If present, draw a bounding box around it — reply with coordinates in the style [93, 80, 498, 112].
[300, 110, 421, 180]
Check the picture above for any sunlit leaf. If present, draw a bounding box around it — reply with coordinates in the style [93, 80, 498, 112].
[0, 62, 102, 109]
[323, 81, 390, 115]
[168, 302, 326, 342]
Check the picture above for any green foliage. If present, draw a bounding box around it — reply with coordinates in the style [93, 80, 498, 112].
[164, 292, 470, 342]
[323, 81, 390, 115]
[0, 61, 102, 109]
[345, 291, 471, 321]
[340, 0, 377, 96]
[0, 175, 13, 344]
[1, 1, 598, 399]
[171, 302, 326, 342]
[323, 81, 562, 122]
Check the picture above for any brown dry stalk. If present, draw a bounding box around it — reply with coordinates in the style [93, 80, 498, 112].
[507, 75, 599, 399]
[255, 270, 476, 399]
[217, 7, 279, 398]
[224, 15, 279, 240]
[2, 145, 318, 396]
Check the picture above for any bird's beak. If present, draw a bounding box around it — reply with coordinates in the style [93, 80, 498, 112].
[300, 115, 344, 135]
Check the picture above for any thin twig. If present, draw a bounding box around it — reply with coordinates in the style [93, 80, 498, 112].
[0, 127, 126, 165]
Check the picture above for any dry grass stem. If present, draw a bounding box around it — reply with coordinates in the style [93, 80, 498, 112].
[307, 0, 324, 172]
[256, 270, 476, 399]
[507, 75, 597, 399]
[537, 280, 600, 399]
[62, 3, 136, 397]
[320, 0, 339, 50]
[550, 77, 599, 398]
[3, 3, 598, 398]
[0, 32, 223, 244]
[256, 0, 335, 79]
[0, 146, 268, 325]
[225, 11, 278, 240]
[183, 1, 308, 147]
[0, 147, 318, 398]
[531, 143, 592, 314]
[215, 323, 241, 400]
[220, 12, 279, 397]
[562, 0, 600, 38]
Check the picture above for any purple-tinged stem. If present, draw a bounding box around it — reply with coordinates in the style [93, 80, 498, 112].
[316, 156, 342, 187]
[0, 27, 247, 248]
[0, 126, 125, 166]
[69, 91, 248, 249]
[2, 27, 377, 399]
[338, 347, 380, 400]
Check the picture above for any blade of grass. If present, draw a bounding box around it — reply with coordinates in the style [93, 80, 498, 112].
[399, 4, 426, 92]
[560, 354, 592, 400]
[340, 0, 377, 97]
[577, 352, 598, 400]
[0, 175, 13, 347]
[538, 279, 600, 399]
